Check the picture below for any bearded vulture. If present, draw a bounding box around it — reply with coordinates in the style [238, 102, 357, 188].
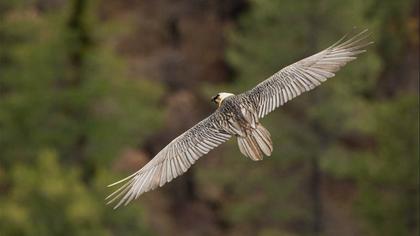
[107, 30, 372, 208]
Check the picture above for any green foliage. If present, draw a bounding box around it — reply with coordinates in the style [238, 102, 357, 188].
[0, 0, 417, 235]
[0, 1, 163, 166]
[0, 1, 162, 235]
[224, 0, 418, 235]
[0, 150, 153, 236]
[355, 95, 419, 235]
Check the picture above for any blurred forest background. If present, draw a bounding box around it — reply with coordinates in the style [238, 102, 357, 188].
[0, 0, 418, 235]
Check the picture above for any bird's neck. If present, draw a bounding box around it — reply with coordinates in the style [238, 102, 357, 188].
[218, 93, 234, 107]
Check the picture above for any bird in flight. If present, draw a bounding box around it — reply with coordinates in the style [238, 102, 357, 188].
[107, 30, 372, 208]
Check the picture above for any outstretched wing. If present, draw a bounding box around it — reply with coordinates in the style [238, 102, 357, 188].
[244, 30, 372, 118]
[106, 112, 231, 208]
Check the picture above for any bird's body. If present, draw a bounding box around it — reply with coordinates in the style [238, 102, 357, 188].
[212, 93, 273, 161]
[107, 30, 372, 208]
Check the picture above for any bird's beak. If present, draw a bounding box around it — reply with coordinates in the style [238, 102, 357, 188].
[211, 95, 219, 106]
[211, 96, 222, 108]
[211, 95, 217, 102]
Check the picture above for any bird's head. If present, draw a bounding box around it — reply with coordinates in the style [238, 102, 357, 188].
[211, 92, 234, 107]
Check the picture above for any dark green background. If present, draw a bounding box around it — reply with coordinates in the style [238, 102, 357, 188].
[0, 0, 418, 235]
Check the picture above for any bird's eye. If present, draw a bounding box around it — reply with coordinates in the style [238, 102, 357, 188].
[211, 95, 218, 103]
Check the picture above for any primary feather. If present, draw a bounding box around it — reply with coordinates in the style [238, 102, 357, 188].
[106, 112, 231, 208]
[245, 29, 372, 118]
[107, 30, 371, 208]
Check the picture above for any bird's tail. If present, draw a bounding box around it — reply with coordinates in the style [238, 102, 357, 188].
[237, 124, 273, 161]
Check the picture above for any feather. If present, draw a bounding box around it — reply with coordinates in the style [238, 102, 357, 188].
[244, 30, 371, 118]
[107, 112, 232, 208]
[236, 123, 272, 161]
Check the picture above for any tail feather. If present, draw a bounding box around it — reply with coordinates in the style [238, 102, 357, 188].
[237, 124, 273, 161]
[238, 135, 262, 161]
[254, 126, 273, 156]
[237, 137, 249, 159]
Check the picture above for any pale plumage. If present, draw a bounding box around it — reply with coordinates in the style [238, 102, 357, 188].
[107, 30, 372, 208]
